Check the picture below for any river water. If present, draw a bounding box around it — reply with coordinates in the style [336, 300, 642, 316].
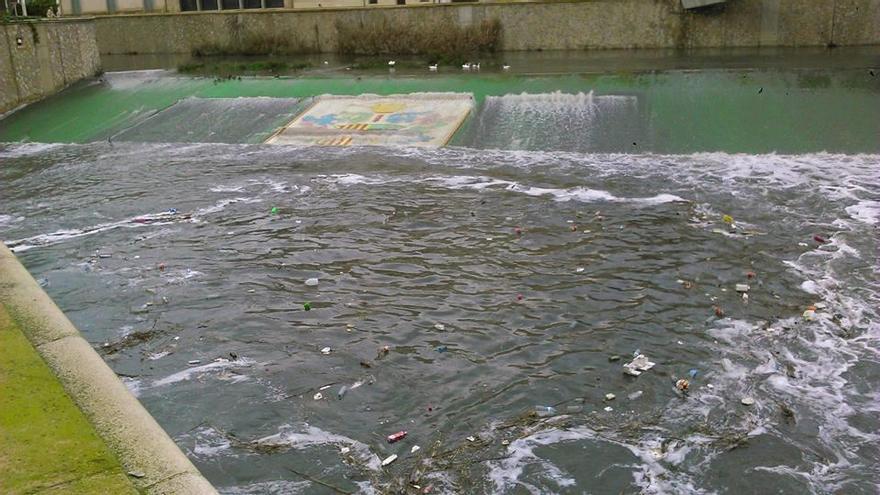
[1, 140, 878, 493]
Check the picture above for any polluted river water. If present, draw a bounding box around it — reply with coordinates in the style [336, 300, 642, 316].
[1, 52, 879, 493]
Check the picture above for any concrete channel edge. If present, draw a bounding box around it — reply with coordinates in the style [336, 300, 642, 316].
[0, 244, 218, 495]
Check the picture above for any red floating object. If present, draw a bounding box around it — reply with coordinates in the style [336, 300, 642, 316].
[514, 227, 523, 235]
[814, 235, 827, 244]
[387, 431, 407, 443]
[746, 271, 756, 279]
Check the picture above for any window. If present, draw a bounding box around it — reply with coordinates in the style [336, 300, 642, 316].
[179, 0, 198, 10]
[266, 0, 283, 7]
[396, 0, 405, 4]
[243, 0, 260, 8]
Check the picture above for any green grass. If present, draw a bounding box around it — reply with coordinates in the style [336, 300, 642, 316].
[0, 305, 138, 495]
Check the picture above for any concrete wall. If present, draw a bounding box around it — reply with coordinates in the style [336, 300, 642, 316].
[91, 0, 880, 55]
[0, 19, 101, 115]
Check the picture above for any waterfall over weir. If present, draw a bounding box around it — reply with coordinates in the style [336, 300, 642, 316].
[458, 91, 646, 153]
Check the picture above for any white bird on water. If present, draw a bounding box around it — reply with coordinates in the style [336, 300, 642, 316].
[473, 62, 480, 70]
[388, 60, 396, 67]
[428, 63, 438, 71]
[461, 63, 471, 70]
[502, 64, 511, 71]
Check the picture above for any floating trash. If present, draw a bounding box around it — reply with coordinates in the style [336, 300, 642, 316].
[305, 277, 319, 286]
[313, 392, 323, 400]
[187, 360, 201, 365]
[381, 454, 398, 467]
[627, 390, 643, 400]
[303, 302, 312, 311]
[533, 405, 556, 417]
[387, 431, 407, 443]
[320, 347, 331, 355]
[603, 406, 613, 412]
[623, 354, 655, 376]
[735, 284, 750, 293]
[676, 379, 690, 392]
[337, 386, 347, 400]
[434, 323, 445, 331]
[604, 393, 616, 401]
[411, 445, 421, 454]
[741, 397, 755, 406]
[688, 368, 699, 378]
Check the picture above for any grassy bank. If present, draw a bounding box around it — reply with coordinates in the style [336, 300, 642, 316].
[0, 305, 138, 495]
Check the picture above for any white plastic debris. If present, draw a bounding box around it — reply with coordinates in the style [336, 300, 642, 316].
[627, 390, 643, 400]
[340, 447, 351, 454]
[434, 323, 445, 331]
[321, 347, 332, 355]
[305, 278, 319, 286]
[623, 354, 655, 376]
[803, 310, 816, 321]
[604, 393, 616, 401]
[735, 284, 750, 293]
[411, 445, 421, 454]
[576, 267, 585, 273]
[187, 360, 201, 365]
[741, 397, 755, 406]
[381, 454, 398, 466]
[127, 471, 146, 478]
[313, 392, 323, 400]
[603, 406, 613, 412]
[466, 436, 476, 442]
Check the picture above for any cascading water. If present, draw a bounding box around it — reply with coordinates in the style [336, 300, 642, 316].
[460, 91, 646, 152]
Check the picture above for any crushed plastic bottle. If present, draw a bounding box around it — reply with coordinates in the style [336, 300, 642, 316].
[735, 284, 750, 293]
[604, 393, 616, 401]
[271, 207, 278, 214]
[688, 369, 699, 378]
[337, 386, 347, 400]
[381, 454, 398, 466]
[627, 390, 643, 400]
[533, 405, 557, 417]
[320, 346, 331, 355]
[741, 397, 755, 406]
[305, 278, 319, 286]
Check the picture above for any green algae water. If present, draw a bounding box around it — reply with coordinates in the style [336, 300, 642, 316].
[1, 57, 879, 494]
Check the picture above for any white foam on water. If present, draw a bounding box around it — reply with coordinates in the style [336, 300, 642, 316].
[845, 200, 880, 225]
[254, 424, 382, 471]
[0, 142, 65, 157]
[189, 425, 234, 459]
[121, 377, 142, 397]
[162, 268, 203, 284]
[321, 173, 685, 205]
[218, 480, 312, 495]
[152, 357, 256, 387]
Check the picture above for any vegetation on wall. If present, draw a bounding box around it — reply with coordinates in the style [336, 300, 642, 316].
[336, 18, 501, 64]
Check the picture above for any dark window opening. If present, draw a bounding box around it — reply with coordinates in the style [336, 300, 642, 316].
[396, 0, 405, 4]
[202, 0, 218, 9]
[180, 0, 198, 10]
[368, 0, 377, 3]
[221, 0, 238, 8]
[266, 0, 283, 7]
[243, 0, 260, 8]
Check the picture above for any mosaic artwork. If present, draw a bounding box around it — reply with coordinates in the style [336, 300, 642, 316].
[265, 93, 474, 147]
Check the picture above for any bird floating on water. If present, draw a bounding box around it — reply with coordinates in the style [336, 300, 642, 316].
[502, 64, 511, 71]
[461, 63, 471, 70]
[473, 62, 480, 70]
[388, 60, 396, 67]
[428, 63, 438, 71]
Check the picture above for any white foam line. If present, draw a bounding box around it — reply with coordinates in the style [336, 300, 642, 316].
[254, 424, 382, 471]
[152, 357, 255, 387]
[322, 174, 686, 204]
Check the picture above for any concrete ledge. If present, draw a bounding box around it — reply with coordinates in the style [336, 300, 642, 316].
[0, 244, 217, 495]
